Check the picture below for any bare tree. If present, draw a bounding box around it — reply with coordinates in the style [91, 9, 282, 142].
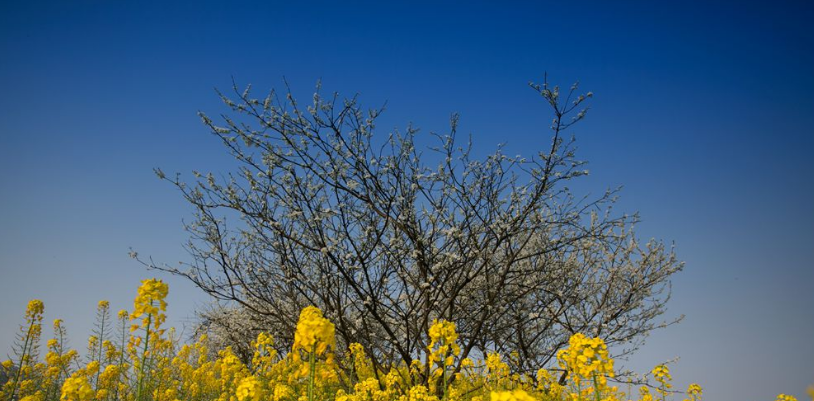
[138, 77, 682, 384]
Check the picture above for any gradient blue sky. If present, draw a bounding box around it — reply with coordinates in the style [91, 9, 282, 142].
[1, 1, 812, 400]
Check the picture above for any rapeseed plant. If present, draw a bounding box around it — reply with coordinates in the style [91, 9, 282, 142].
[651, 365, 671, 401]
[682, 383, 701, 401]
[0, 279, 807, 401]
[427, 319, 460, 399]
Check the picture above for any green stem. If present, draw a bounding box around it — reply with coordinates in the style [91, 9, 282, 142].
[567, 374, 582, 401]
[135, 313, 152, 401]
[308, 343, 316, 401]
[592, 374, 601, 401]
[439, 340, 448, 400]
[441, 344, 448, 401]
[50, 328, 68, 401]
[94, 311, 106, 391]
[348, 350, 356, 389]
[7, 322, 34, 401]
[115, 317, 127, 401]
[442, 363, 447, 401]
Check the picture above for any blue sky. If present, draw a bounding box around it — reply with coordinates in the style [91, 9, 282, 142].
[1, 1, 812, 400]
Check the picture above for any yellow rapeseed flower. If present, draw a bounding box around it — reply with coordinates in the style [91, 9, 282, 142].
[398, 385, 440, 401]
[485, 352, 510, 379]
[776, 395, 798, 401]
[428, 319, 460, 355]
[685, 383, 702, 400]
[272, 384, 294, 401]
[557, 333, 614, 383]
[26, 300, 45, 321]
[652, 364, 672, 396]
[293, 306, 335, 356]
[60, 376, 94, 401]
[236, 376, 264, 401]
[490, 389, 536, 401]
[131, 279, 168, 319]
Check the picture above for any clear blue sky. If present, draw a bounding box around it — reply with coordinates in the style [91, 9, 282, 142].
[1, 1, 812, 400]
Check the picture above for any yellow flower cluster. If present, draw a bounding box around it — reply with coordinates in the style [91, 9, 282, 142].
[683, 383, 702, 401]
[130, 278, 169, 331]
[2, 279, 810, 401]
[428, 319, 461, 357]
[490, 389, 536, 401]
[252, 331, 278, 373]
[485, 353, 510, 379]
[556, 333, 614, 385]
[776, 395, 797, 401]
[236, 376, 264, 401]
[26, 300, 45, 320]
[60, 376, 94, 401]
[293, 306, 336, 356]
[348, 343, 374, 382]
[687, 384, 701, 395]
[428, 319, 461, 374]
[652, 364, 672, 397]
[399, 385, 439, 401]
[426, 319, 463, 398]
[536, 368, 565, 398]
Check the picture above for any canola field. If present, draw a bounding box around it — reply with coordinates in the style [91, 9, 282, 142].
[1, 279, 808, 401]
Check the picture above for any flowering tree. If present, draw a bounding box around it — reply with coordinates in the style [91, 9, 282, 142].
[139, 77, 682, 381]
